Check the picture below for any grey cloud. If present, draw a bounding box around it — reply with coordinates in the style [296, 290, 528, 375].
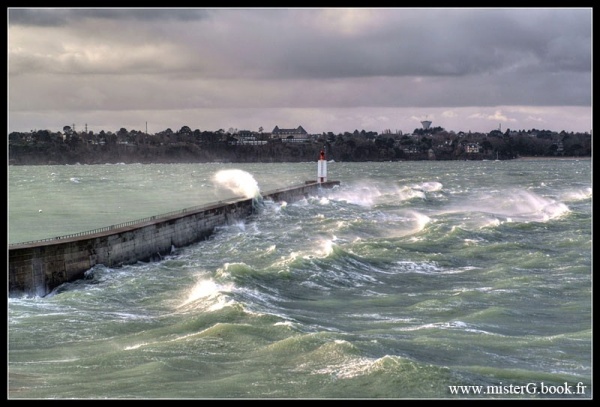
[7, 7, 592, 133]
[11, 8, 590, 81]
[223, 8, 589, 80]
[8, 8, 74, 26]
[8, 7, 211, 26]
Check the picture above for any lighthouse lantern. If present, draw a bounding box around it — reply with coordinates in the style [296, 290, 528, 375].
[317, 150, 327, 183]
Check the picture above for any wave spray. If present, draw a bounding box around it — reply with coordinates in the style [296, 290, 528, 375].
[213, 169, 262, 200]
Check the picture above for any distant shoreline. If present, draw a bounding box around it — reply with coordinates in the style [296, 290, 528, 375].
[8, 156, 592, 166]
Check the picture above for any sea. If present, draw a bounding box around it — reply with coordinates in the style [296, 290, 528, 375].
[7, 159, 592, 399]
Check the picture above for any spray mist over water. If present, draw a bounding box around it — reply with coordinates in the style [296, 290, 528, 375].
[411, 181, 443, 192]
[441, 188, 570, 225]
[332, 183, 382, 207]
[213, 169, 261, 199]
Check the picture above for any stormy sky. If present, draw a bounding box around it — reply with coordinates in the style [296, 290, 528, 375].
[8, 7, 592, 135]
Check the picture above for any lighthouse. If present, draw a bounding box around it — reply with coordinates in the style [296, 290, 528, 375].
[317, 150, 327, 183]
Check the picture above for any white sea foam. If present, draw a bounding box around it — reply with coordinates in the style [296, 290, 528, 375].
[413, 181, 443, 192]
[213, 169, 261, 199]
[333, 183, 382, 207]
[393, 210, 430, 236]
[178, 278, 235, 311]
[396, 185, 426, 201]
[443, 188, 571, 224]
[310, 352, 411, 380]
[560, 187, 592, 202]
[319, 197, 330, 205]
[274, 320, 294, 327]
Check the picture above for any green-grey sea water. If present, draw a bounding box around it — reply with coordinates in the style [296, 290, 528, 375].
[8, 159, 592, 399]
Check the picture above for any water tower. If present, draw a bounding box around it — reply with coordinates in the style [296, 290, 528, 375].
[421, 118, 432, 130]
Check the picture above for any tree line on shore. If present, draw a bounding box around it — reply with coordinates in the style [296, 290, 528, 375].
[8, 125, 591, 165]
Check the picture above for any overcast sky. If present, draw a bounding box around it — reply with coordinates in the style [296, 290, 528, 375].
[8, 7, 592, 135]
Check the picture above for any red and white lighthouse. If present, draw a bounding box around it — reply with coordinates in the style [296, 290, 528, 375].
[317, 150, 327, 183]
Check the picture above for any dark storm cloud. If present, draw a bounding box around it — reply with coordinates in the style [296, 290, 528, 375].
[8, 8, 211, 26]
[259, 8, 591, 80]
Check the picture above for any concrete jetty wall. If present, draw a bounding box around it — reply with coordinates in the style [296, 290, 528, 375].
[9, 180, 340, 297]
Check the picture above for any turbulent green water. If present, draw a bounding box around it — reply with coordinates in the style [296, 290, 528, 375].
[8, 159, 592, 399]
